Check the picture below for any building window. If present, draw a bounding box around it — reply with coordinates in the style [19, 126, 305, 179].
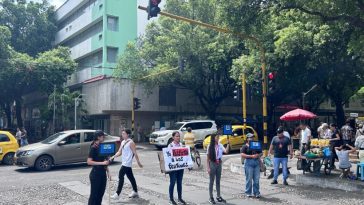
[107, 47, 118, 63]
[98, 34, 102, 40]
[107, 16, 119, 31]
[99, 4, 103, 10]
[159, 87, 176, 106]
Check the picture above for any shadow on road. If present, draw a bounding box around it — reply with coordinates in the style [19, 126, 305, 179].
[13, 161, 122, 173]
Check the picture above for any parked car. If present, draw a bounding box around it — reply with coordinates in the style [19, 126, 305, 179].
[149, 120, 217, 148]
[15, 130, 120, 171]
[203, 125, 258, 154]
[0, 131, 19, 165]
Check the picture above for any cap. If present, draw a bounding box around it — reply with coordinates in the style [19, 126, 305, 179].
[246, 133, 254, 138]
[277, 127, 284, 134]
[95, 130, 105, 137]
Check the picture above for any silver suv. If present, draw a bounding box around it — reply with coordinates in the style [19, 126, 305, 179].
[15, 130, 120, 171]
[149, 120, 217, 148]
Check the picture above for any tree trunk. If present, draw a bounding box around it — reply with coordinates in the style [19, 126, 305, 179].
[335, 101, 345, 127]
[3, 103, 12, 128]
[15, 98, 23, 128]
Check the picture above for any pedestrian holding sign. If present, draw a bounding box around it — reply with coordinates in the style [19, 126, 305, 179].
[86, 130, 111, 205]
[166, 131, 188, 205]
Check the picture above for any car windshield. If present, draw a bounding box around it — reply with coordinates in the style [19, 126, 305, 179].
[168, 123, 184, 130]
[41, 132, 66, 144]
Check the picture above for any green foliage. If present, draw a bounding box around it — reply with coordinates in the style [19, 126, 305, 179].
[0, 0, 57, 56]
[220, 0, 364, 126]
[115, 0, 242, 119]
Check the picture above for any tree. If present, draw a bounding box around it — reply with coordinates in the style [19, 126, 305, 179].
[115, 0, 242, 120]
[0, 0, 57, 57]
[219, 0, 364, 127]
[0, 47, 76, 127]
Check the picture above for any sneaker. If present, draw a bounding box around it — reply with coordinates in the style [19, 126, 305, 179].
[216, 197, 226, 203]
[208, 198, 216, 204]
[255, 195, 261, 199]
[128, 191, 139, 198]
[178, 198, 187, 205]
[271, 180, 278, 185]
[283, 180, 289, 186]
[169, 199, 178, 205]
[246, 194, 253, 198]
[111, 193, 119, 200]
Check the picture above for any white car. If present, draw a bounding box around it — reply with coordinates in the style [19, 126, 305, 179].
[149, 120, 217, 148]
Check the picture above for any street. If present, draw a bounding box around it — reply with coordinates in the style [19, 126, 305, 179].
[1, 144, 363, 205]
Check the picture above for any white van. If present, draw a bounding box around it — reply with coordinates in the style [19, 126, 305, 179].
[149, 120, 217, 148]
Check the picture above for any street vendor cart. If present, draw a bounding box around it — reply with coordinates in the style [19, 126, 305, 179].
[297, 139, 332, 175]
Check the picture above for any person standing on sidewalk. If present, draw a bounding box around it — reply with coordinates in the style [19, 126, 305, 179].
[355, 129, 364, 162]
[168, 131, 187, 205]
[110, 129, 143, 201]
[269, 127, 293, 185]
[15, 127, 22, 147]
[87, 130, 110, 205]
[329, 124, 342, 169]
[20, 127, 28, 147]
[341, 119, 354, 145]
[206, 133, 230, 204]
[241, 133, 262, 198]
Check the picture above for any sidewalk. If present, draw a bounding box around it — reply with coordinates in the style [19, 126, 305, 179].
[225, 157, 364, 192]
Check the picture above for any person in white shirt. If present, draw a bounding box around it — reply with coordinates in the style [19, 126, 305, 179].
[355, 129, 364, 163]
[15, 127, 22, 146]
[167, 131, 187, 205]
[110, 129, 143, 201]
[300, 123, 311, 149]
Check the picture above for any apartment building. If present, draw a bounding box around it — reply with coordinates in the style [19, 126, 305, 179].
[55, 0, 137, 84]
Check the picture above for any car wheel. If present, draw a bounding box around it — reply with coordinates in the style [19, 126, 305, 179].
[35, 155, 53, 171]
[3, 152, 15, 165]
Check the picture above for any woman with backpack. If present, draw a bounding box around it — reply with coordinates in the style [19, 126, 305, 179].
[110, 129, 143, 201]
[206, 133, 230, 204]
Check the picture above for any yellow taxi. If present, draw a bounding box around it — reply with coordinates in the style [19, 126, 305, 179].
[0, 131, 19, 165]
[203, 125, 258, 154]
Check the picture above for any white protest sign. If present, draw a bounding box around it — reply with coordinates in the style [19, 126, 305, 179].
[162, 146, 193, 172]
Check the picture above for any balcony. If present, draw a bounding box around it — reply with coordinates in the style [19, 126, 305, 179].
[67, 67, 93, 86]
[55, 8, 102, 45]
[55, 0, 89, 22]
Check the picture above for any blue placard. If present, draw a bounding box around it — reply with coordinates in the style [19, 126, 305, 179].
[223, 125, 233, 135]
[249, 141, 262, 151]
[99, 143, 116, 156]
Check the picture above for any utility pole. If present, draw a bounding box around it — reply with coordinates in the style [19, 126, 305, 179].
[131, 83, 135, 137]
[53, 85, 56, 134]
[302, 84, 318, 109]
[138, 5, 269, 155]
[242, 73, 247, 131]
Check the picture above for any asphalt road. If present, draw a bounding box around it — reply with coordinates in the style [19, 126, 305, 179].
[1, 144, 363, 205]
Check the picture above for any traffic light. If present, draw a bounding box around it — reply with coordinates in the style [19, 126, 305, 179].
[268, 72, 277, 95]
[133, 97, 141, 110]
[233, 85, 240, 100]
[148, 0, 161, 19]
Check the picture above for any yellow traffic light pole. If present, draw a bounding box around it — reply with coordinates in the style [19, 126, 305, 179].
[138, 6, 269, 155]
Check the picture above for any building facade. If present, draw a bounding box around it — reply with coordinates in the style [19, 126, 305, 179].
[55, 0, 137, 85]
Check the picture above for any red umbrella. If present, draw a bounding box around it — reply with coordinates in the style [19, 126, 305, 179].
[280, 108, 317, 121]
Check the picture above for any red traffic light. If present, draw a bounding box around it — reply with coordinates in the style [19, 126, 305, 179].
[268, 72, 275, 80]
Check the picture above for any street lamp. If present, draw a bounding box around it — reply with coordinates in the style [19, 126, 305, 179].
[302, 84, 318, 109]
[42, 76, 56, 134]
[74, 94, 85, 130]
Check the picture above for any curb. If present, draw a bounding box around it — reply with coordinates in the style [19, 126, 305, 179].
[296, 174, 364, 192]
